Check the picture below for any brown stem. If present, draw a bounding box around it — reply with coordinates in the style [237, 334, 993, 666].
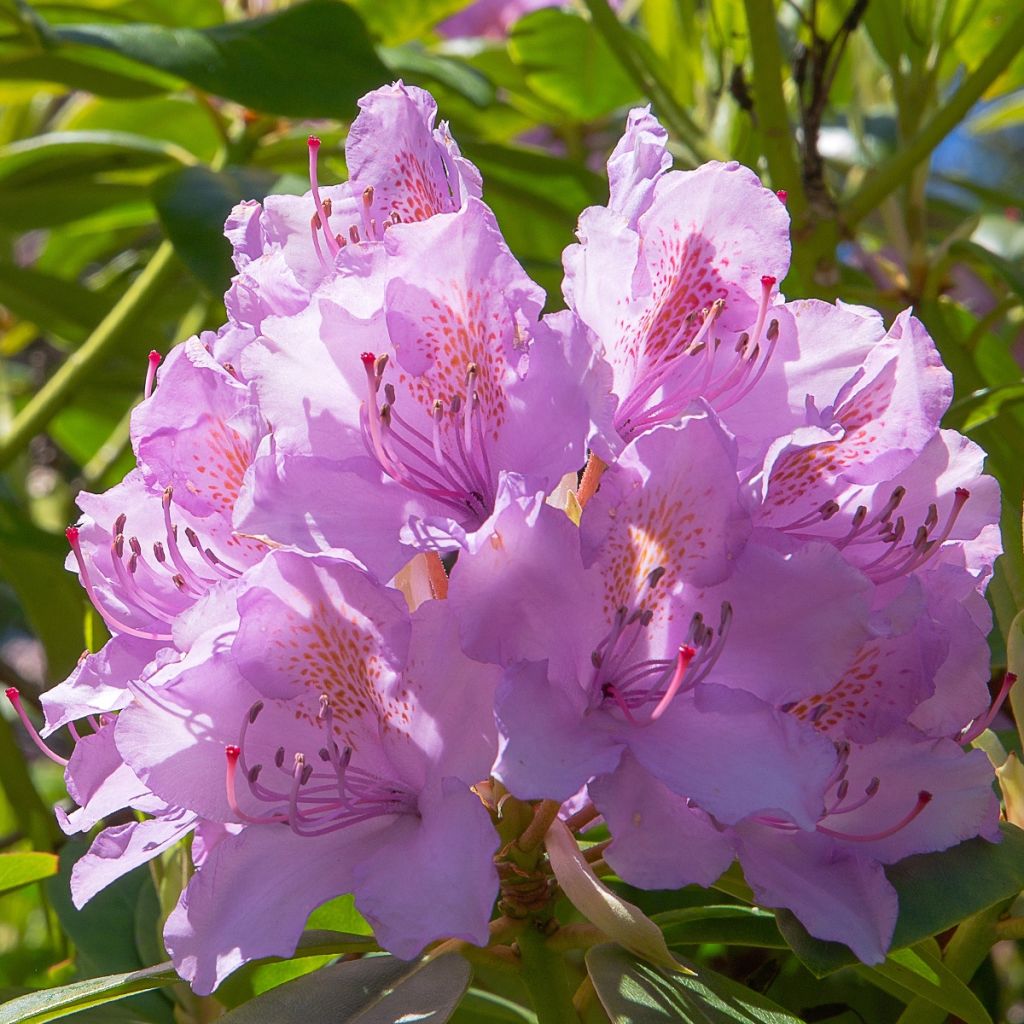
[518, 799, 563, 853]
[565, 802, 600, 833]
[582, 840, 612, 863]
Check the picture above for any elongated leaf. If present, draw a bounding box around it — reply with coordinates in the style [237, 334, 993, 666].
[218, 954, 471, 1023]
[509, 9, 641, 120]
[0, 181, 151, 230]
[0, 852, 58, 896]
[0, 962, 179, 1024]
[652, 906, 786, 949]
[586, 943, 803, 1023]
[0, 262, 110, 344]
[152, 165, 298, 293]
[347, 0, 469, 44]
[380, 45, 495, 108]
[776, 823, 1024, 976]
[0, 510, 87, 679]
[0, 51, 177, 98]
[855, 946, 993, 1024]
[52, 0, 388, 117]
[0, 131, 193, 186]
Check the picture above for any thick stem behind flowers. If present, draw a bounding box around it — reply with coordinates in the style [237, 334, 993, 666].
[517, 920, 581, 1024]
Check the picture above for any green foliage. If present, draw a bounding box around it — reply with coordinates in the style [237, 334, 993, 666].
[1, 0, 1023, 1022]
[586, 943, 804, 1023]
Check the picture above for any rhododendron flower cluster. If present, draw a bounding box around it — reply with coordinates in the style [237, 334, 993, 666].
[11, 83, 1006, 992]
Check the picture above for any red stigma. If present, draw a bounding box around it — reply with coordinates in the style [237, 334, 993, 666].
[955, 487, 969, 499]
[307, 135, 321, 150]
[775, 190, 788, 204]
[225, 744, 241, 761]
[65, 525, 80, 546]
[761, 275, 776, 289]
[1007, 673, 1019, 685]
[5, 687, 18, 702]
[360, 351, 377, 368]
[918, 790, 933, 805]
[148, 350, 161, 365]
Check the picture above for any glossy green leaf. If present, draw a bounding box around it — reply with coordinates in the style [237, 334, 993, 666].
[509, 9, 641, 121]
[856, 946, 993, 1024]
[0, 510, 87, 679]
[0, 261, 109, 343]
[776, 823, 1024, 976]
[347, 0, 469, 45]
[152, 164, 287, 293]
[0, 131, 193, 188]
[56, 96, 222, 163]
[0, 49, 178, 98]
[0, 852, 58, 896]
[0, 180, 151, 230]
[51, 0, 389, 117]
[381, 45, 495, 108]
[217, 954, 472, 1024]
[0, 962, 179, 1024]
[586, 943, 803, 1023]
[652, 905, 786, 949]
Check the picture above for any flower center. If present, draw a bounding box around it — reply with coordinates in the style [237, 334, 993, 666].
[359, 351, 496, 523]
[589, 567, 732, 723]
[224, 698, 417, 837]
[615, 275, 780, 441]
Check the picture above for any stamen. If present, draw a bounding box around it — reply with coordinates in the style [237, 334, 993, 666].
[224, 745, 287, 825]
[958, 672, 1016, 745]
[66, 526, 173, 642]
[817, 791, 932, 843]
[307, 136, 339, 257]
[5, 687, 69, 766]
[649, 645, 697, 720]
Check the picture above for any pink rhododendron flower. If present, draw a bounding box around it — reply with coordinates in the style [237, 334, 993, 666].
[13, 92, 1007, 990]
[115, 550, 499, 992]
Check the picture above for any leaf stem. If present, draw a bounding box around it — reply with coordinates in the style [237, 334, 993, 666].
[0, 241, 179, 470]
[741, 0, 805, 216]
[518, 922, 580, 1024]
[844, 6, 1024, 225]
[581, 0, 709, 163]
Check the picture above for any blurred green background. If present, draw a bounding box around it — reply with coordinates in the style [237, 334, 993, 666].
[0, 0, 1023, 1021]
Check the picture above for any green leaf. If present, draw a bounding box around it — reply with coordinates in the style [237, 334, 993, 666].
[0, 261, 110, 344]
[0, 852, 58, 895]
[586, 943, 804, 1023]
[652, 905, 786, 949]
[0, 962, 179, 1024]
[0, 180, 151, 230]
[0, 131, 194, 186]
[508, 9, 641, 121]
[51, 0, 389, 117]
[305, 893, 374, 935]
[347, 0, 469, 44]
[955, 382, 1024, 433]
[152, 164, 290, 293]
[948, 239, 1024, 303]
[0, 49, 178, 99]
[217, 954, 472, 1023]
[0, 510, 87, 679]
[381, 45, 495, 108]
[776, 823, 1024, 976]
[856, 946, 993, 1024]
